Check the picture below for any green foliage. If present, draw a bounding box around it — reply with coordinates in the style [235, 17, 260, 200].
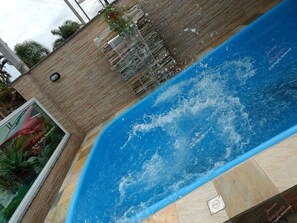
[0, 214, 6, 222]
[0, 144, 35, 187]
[0, 163, 19, 192]
[28, 127, 64, 173]
[27, 143, 52, 173]
[0, 110, 65, 220]
[14, 40, 50, 68]
[0, 55, 11, 85]
[0, 83, 13, 105]
[51, 20, 81, 50]
[0, 107, 64, 186]
[0, 178, 18, 194]
[13, 135, 29, 151]
[2, 184, 31, 220]
[103, 5, 132, 35]
[0, 82, 26, 119]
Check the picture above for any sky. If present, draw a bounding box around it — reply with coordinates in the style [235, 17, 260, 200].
[0, 0, 106, 81]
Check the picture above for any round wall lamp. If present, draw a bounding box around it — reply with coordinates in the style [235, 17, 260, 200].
[50, 72, 61, 82]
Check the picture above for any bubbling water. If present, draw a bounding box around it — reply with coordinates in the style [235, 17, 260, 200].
[117, 57, 256, 221]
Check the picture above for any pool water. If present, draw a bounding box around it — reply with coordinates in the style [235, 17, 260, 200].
[67, 1, 297, 222]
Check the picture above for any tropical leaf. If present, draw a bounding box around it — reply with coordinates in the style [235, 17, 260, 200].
[50, 29, 63, 37]
[0, 54, 11, 85]
[51, 20, 81, 50]
[52, 38, 65, 50]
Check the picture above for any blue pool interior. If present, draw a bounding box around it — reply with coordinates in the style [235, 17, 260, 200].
[67, 0, 297, 222]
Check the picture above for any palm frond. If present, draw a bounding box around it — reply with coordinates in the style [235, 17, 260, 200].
[51, 29, 62, 36]
[51, 20, 81, 50]
[52, 38, 65, 50]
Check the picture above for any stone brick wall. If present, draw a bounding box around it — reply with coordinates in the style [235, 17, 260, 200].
[12, 0, 281, 136]
[13, 74, 85, 137]
[12, 15, 137, 135]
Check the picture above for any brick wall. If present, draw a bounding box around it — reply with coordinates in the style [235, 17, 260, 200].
[12, 0, 280, 135]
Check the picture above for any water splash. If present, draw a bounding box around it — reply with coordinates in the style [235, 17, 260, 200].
[154, 81, 190, 106]
[116, 57, 256, 220]
[222, 57, 256, 82]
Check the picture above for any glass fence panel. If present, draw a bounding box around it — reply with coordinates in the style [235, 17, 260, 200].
[0, 101, 67, 222]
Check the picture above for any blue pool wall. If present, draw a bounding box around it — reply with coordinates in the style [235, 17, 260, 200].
[67, 0, 297, 222]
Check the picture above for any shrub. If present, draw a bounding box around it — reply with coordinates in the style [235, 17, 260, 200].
[2, 184, 31, 220]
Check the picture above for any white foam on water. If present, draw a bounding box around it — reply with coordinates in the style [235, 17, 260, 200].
[189, 127, 212, 148]
[117, 152, 166, 207]
[154, 81, 191, 106]
[137, 152, 166, 190]
[222, 57, 256, 82]
[118, 173, 134, 206]
[117, 159, 227, 223]
[116, 57, 256, 221]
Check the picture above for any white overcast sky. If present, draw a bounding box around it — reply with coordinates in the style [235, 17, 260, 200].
[0, 0, 107, 80]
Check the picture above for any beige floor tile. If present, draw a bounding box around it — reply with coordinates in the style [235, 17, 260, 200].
[84, 132, 100, 146]
[144, 203, 180, 223]
[114, 106, 130, 117]
[44, 207, 57, 223]
[101, 115, 117, 127]
[65, 148, 82, 172]
[60, 158, 80, 191]
[59, 176, 71, 192]
[115, 99, 139, 117]
[54, 199, 71, 223]
[59, 146, 84, 190]
[213, 159, 279, 218]
[78, 146, 92, 160]
[176, 182, 228, 223]
[80, 138, 96, 151]
[255, 134, 297, 192]
[58, 182, 77, 205]
[85, 123, 103, 140]
[66, 170, 81, 185]
[73, 156, 88, 173]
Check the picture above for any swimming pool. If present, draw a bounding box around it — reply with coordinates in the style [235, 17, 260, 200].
[67, 1, 297, 222]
